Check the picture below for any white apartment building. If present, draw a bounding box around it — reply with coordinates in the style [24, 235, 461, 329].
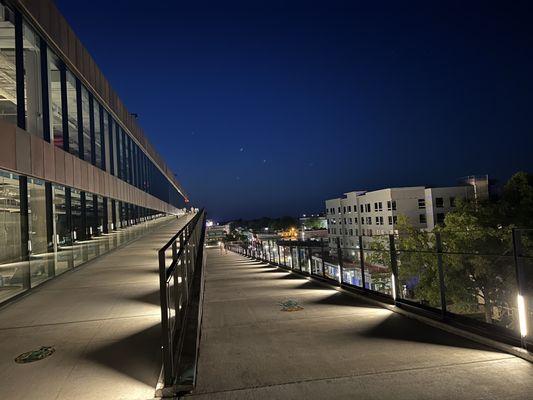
[325, 185, 476, 251]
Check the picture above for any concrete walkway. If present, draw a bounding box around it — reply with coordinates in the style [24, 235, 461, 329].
[0, 215, 192, 400]
[189, 250, 533, 399]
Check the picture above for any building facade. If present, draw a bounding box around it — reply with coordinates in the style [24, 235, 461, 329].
[0, 0, 189, 304]
[325, 185, 475, 251]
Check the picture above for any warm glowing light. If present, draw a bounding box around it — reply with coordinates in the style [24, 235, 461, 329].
[391, 274, 397, 300]
[517, 294, 528, 337]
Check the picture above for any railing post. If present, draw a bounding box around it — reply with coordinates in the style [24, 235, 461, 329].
[512, 228, 528, 348]
[389, 234, 399, 303]
[321, 238, 326, 279]
[158, 248, 173, 385]
[336, 237, 343, 284]
[359, 236, 366, 289]
[435, 232, 447, 318]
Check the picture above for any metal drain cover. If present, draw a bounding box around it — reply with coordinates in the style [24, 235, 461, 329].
[15, 346, 55, 364]
[279, 299, 303, 312]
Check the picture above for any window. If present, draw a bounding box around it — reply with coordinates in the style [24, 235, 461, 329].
[347, 206, 352, 212]
[354, 217, 358, 223]
[437, 213, 445, 224]
[0, 170, 26, 303]
[349, 229, 353, 236]
[28, 178, 52, 287]
[435, 197, 444, 208]
[0, 5, 17, 126]
[93, 101, 102, 168]
[355, 229, 359, 236]
[343, 206, 346, 213]
[391, 200, 396, 210]
[367, 217, 372, 224]
[365, 204, 371, 212]
[378, 202, 383, 211]
[52, 184, 72, 275]
[80, 85, 91, 162]
[419, 214, 427, 224]
[23, 23, 43, 137]
[387, 200, 391, 211]
[348, 218, 352, 224]
[360, 204, 364, 213]
[418, 199, 426, 209]
[375, 216, 380, 225]
[379, 216, 384, 225]
[393, 216, 398, 224]
[47, 50, 63, 148]
[388, 216, 392, 225]
[65, 71, 79, 156]
[374, 202, 378, 211]
[102, 107, 110, 171]
[338, 207, 341, 214]
[450, 197, 456, 207]
[361, 217, 365, 225]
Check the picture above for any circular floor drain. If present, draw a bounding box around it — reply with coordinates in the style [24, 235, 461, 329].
[15, 346, 55, 363]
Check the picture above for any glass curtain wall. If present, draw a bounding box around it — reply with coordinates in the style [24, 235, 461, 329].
[0, 4, 17, 125]
[51, 184, 72, 275]
[0, 170, 26, 302]
[22, 22, 43, 137]
[70, 188, 83, 266]
[27, 178, 53, 287]
[80, 85, 91, 162]
[65, 70, 78, 156]
[47, 49, 63, 148]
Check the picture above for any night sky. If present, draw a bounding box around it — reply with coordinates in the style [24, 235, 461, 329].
[55, 0, 533, 221]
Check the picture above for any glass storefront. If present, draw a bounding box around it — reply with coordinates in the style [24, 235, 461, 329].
[52, 184, 72, 275]
[27, 178, 53, 287]
[0, 171, 26, 302]
[22, 23, 43, 138]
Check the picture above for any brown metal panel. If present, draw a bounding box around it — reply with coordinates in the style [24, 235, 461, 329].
[86, 164, 93, 192]
[67, 25, 76, 62]
[80, 161, 88, 192]
[72, 157, 81, 188]
[30, 134, 44, 179]
[64, 152, 73, 187]
[43, 141, 55, 181]
[0, 122, 16, 171]
[15, 128, 31, 175]
[54, 147, 66, 184]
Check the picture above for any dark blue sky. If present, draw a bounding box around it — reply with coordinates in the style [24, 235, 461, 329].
[56, 0, 533, 221]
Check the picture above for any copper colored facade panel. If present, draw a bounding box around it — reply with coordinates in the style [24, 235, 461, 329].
[43, 141, 55, 181]
[54, 146, 65, 184]
[30, 134, 44, 179]
[0, 123, 17, 172]
[15, 128, 32, 175]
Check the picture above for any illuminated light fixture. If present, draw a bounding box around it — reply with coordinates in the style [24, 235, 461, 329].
[391, 274, 397, 300]
[517, 294, 528, 337]
[178, 277, 182, 284]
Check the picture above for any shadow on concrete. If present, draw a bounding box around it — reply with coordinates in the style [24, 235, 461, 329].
[292, 280, 337, 291]
[275, 273, 305, 280]
[358, 313, 501, 351]
[311, 292, 382, 308]
[129, 290, 160, 306]
[85, 323, 162, 386]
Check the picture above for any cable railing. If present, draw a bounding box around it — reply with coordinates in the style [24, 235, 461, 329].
[228, 228, 533, 353]
[158, 209, 207, 395]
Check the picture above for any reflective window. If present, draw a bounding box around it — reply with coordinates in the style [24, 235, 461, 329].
[70, 189, 83, 267]
[66, 70, 79, 156]
[27, 178, 52, 287]
[52, 184, 72, 275]
[81, 85, 91, 161]
[22, 23, 43, 137]
[85, 193, 95, 238]
[47, 49, 63, 148]
[93, 100, 102, 168]
[0, 170, 26, 302]
[102, 107, 110, 171]
[0, 5, 17, 125]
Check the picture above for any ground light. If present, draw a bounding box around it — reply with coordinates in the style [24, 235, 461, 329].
[391, 274, 397, 300]
[517, 294, 528, 338]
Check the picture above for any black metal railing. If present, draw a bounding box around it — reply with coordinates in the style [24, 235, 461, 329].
[158, 209, 206, 393]
[228, 228, 533, 352]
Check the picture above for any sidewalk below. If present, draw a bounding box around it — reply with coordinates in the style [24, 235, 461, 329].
[0, 215, 192, 400]
[188, 250, 533, 399]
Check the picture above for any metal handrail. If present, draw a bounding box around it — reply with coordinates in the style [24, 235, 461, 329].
[158, 209, 207, 394]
